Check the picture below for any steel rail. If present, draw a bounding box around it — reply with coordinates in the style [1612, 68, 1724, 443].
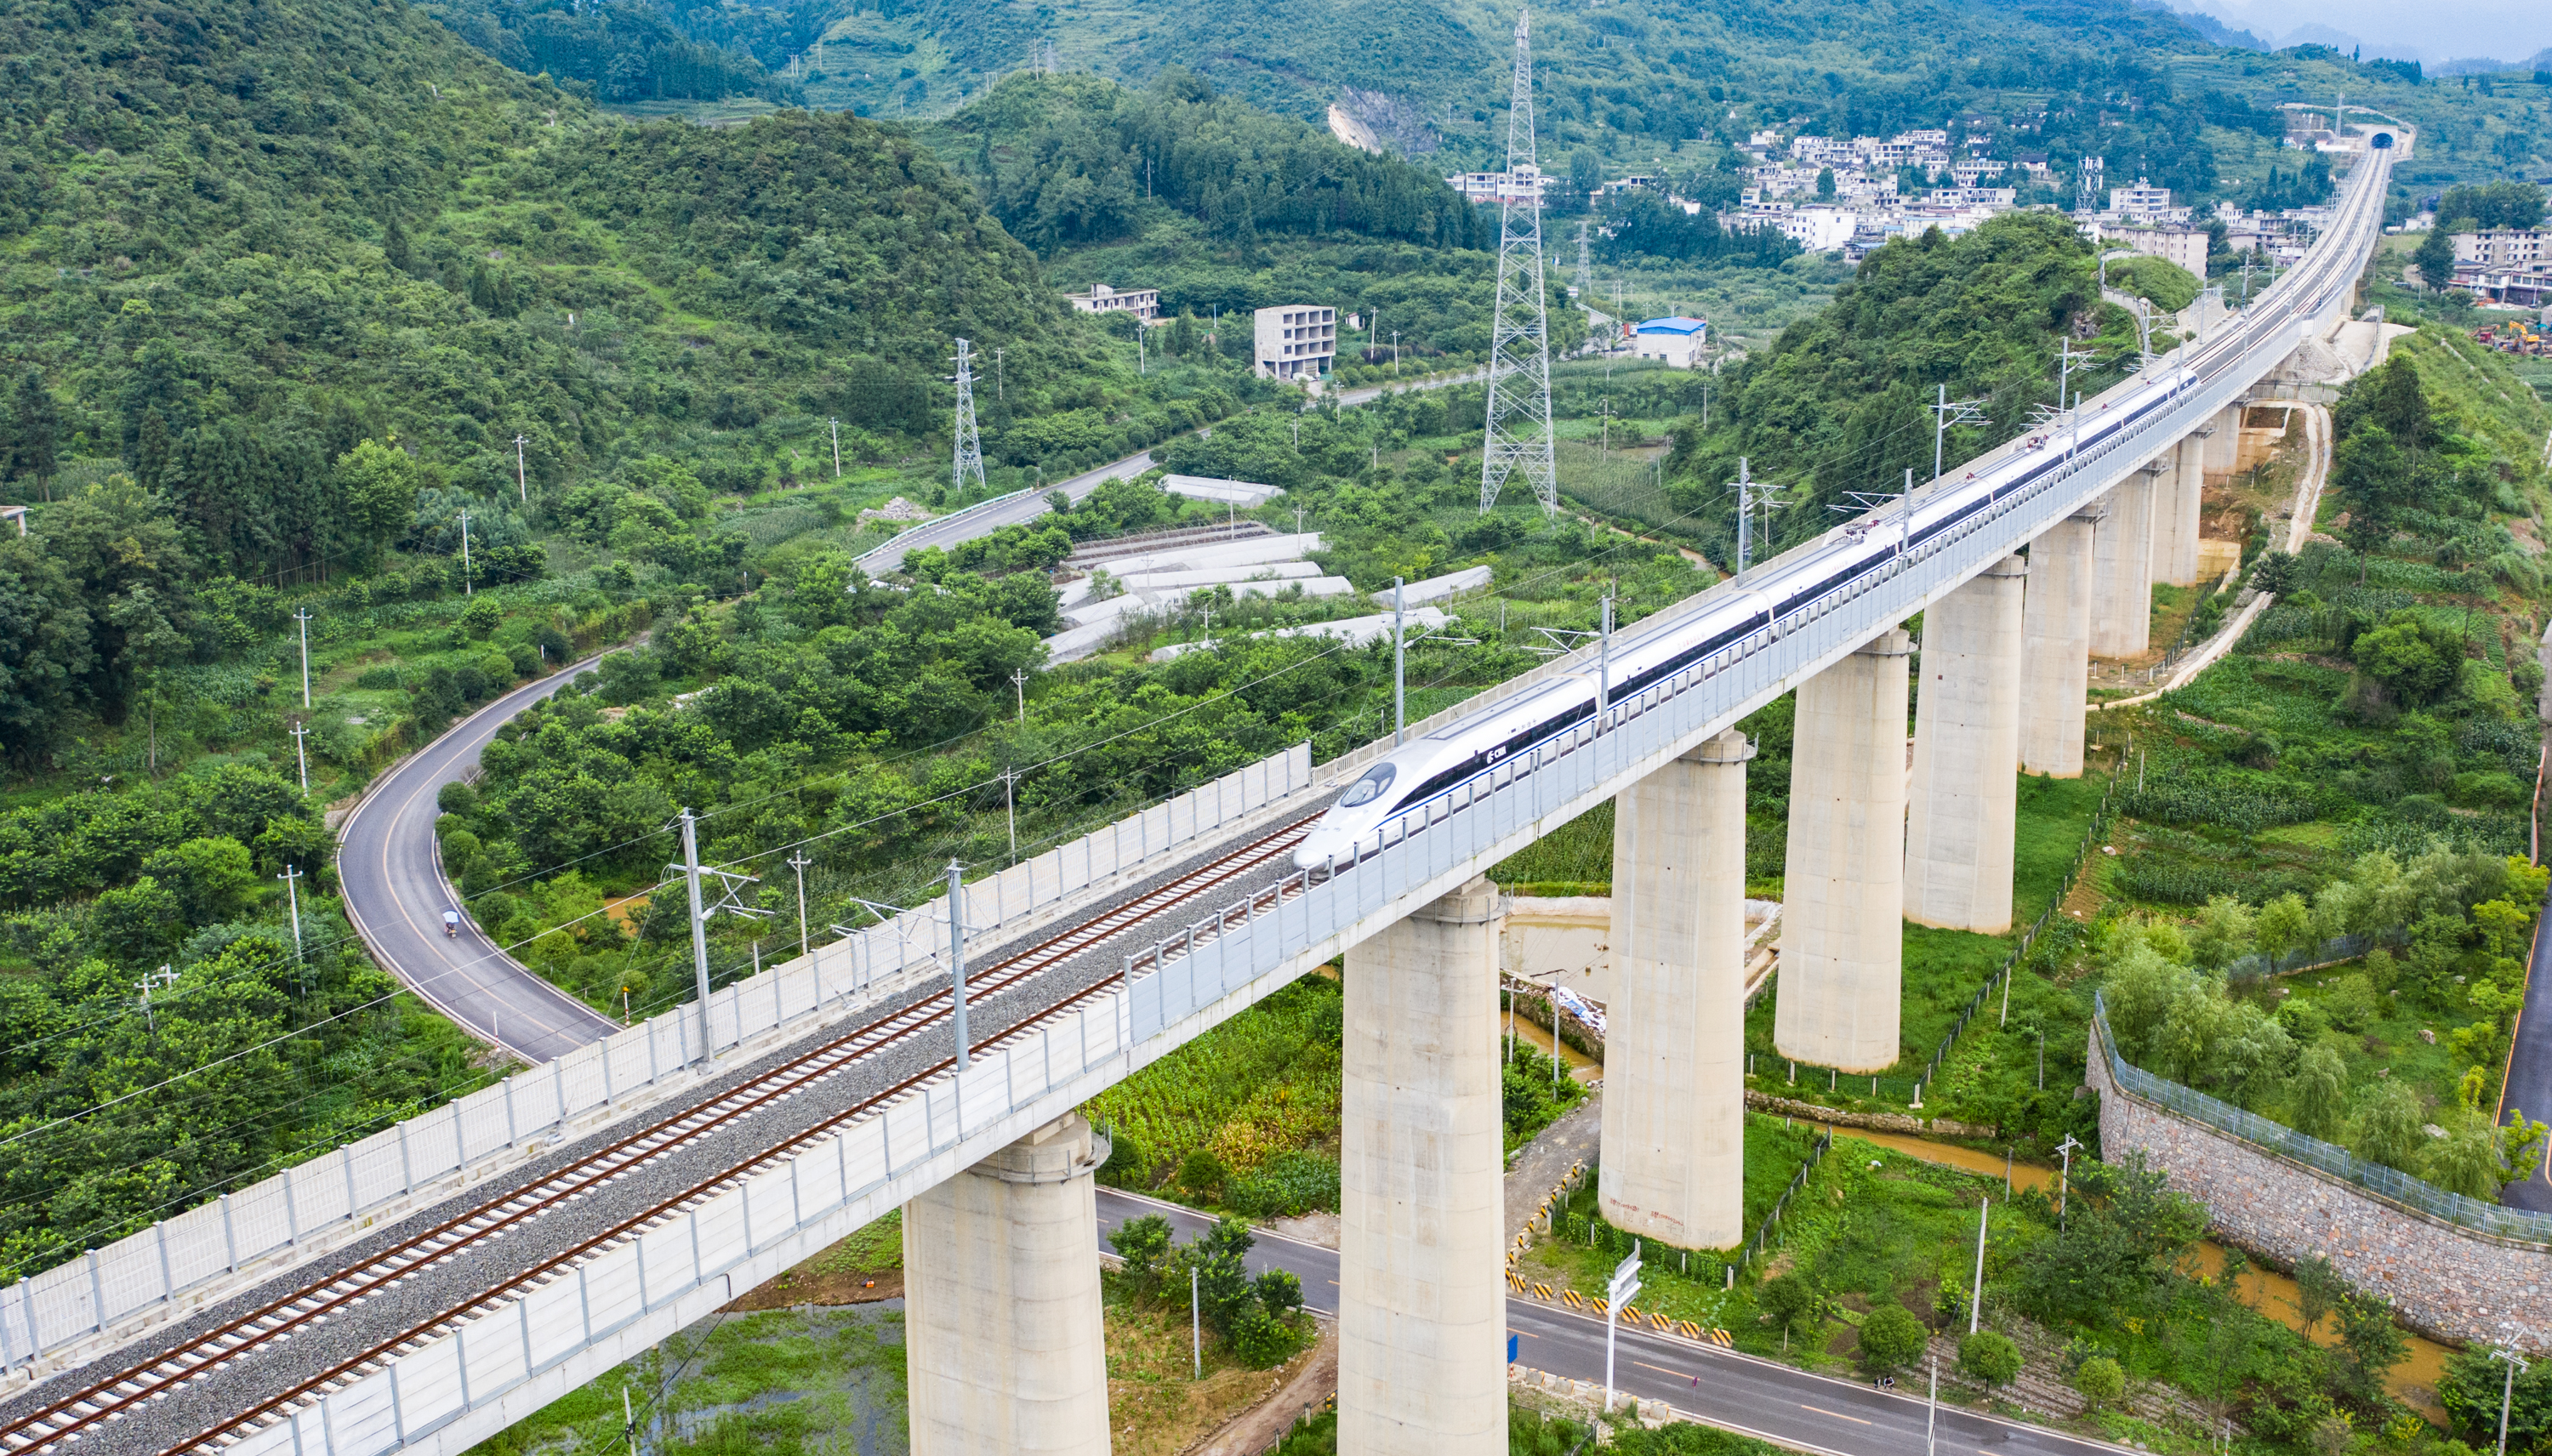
[0, 816, 1319, 1456]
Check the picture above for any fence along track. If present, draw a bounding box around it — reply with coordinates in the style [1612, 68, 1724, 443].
[0, 817, 1319, 1456]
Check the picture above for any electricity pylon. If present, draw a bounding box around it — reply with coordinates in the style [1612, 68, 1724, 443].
[1574, 220, 1592, 297]
[951, 338, 987, 498]
[1478, 9, 1558, 516]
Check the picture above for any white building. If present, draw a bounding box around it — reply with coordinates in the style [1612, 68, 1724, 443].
[2096, 224, 2209, 276]
[2107, 179, 2173, 219]
[1063, 282, 1159, 321]
[1627, 316, 1708, 368]
[2452, 229, 2550, 266]
[1776, 207, 1860, 253]
[1253, 305, 1336, 385]
[1445, 170, 1552, 204]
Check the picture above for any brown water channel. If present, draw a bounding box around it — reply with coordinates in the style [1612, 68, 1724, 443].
[1784, 1118, 2457, 1413]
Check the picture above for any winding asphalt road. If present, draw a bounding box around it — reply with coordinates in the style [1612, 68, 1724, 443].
[335, 658, 623, 1063]
[1095, 1189, 2135, 1456]
[2500, 878, 2552, 1210]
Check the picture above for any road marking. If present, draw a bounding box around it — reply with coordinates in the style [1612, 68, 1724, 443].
[1798, 1406, 1874, 1426]
[1632, 1361, 1682, 1377]
[1510, 1329, 1541, 1339]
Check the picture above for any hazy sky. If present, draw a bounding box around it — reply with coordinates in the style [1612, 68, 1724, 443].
[2167, 0, 2552, 64]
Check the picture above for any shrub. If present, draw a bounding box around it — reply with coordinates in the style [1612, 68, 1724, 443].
[1758, 1274, 1823, 1343]
[1228, 1302, 1306, 1369]
[1959, 1330, 2024, 1385]
[1176, 1149, 1229, 1200]
[1860, 1304, 1929, 1372]
[1099, 1128, 1152, 1188]
[1108, 1214, 1173, 1298]
[2075, 1355, 2126, 1409]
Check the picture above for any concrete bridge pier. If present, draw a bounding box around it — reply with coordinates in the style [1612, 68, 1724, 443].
[903, 1112, 1112, 1456]
[2200, 407, 2243, 486]
[2146, 442, 2202, 588]
[1340, 875, 1508, 1455]
[1774, 628, 1912, 1072]
[2019, 509, 2098, 777]
[1905, 558, 2025, 934]
[1599, 731, 1752, 1249]
[2089, 469, 2155, 658]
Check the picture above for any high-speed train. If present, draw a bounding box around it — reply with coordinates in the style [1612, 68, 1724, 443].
[1289, 358, 2206, 870]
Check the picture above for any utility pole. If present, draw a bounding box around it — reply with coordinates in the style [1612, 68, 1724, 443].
[1927, 1356, 1940, 1456]
[1478, 9, 1558, 515]
[512, 434, 528, 503]
[1011, 668, 1028, 722]
[1969, 1197, 1989, 1333]
[278, 865, 305, 964]
[294, 608, 313, 708]
[458, 510, 472, 595]
[2054, 1133, 2082, 1232]
[1138, 323, 1146, 375]
[787, 850, 812, 960]
[680, 809, 714, 1061]
[1392, 577, 1407, 746]
[137, 965, 176, 1032]
[2490, 1328, 2532, 1456]
[1732, 458, 1782, 582]
[290, 720, 310, 793]
[829, 418, 841, 478]
[951, 338, 988, 499]
[994, 345, 1004, 404]
[946, 860, 971, 1071]
[1392, 330, 1401, 374]
[1930, 384, 1987, 482]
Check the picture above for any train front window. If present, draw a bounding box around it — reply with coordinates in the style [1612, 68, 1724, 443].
[1338, 763, 1396, 808]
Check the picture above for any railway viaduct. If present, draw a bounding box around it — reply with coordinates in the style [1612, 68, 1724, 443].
[0, 130, 2402, 1456]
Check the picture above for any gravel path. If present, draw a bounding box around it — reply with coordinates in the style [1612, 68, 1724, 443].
[1505, 1094, 1604, 1243]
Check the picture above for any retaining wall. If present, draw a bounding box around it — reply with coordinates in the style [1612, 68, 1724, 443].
[2088, 1026, 2552, 1345]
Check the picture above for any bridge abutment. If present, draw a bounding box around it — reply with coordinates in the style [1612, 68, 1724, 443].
[2089, 470, 2155, 657]
[1340, 876, 1508, 1455]
[1905, 558, 2025, 934]
[903, 1112, 1112, 1456]
[1774, 629, 1911, 1072]
[1598, 731, 1752, 1248]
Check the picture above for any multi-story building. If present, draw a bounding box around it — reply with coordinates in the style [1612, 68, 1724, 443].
[1254, 305, 1336, 385]
[2452, 228, 2550, 267]
[2107, 179, 2174, 219]
[1062, 282, 1160, 321]
[1444, 170, 1552, 204]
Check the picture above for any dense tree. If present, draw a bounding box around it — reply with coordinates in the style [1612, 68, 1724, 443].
[2435, 180, 2548, 230]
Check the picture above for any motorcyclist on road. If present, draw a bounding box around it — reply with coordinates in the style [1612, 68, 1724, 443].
[444, 910, 461, 937]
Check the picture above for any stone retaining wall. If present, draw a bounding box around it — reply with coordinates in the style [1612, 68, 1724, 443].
[2088, 1027, 2552, 1345]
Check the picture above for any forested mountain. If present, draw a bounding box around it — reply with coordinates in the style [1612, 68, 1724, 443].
[428, 0, 805, 106]
[926, 72, 1491, 256]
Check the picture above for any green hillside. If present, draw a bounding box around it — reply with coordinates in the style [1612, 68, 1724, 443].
[0, 0, 1085, 577]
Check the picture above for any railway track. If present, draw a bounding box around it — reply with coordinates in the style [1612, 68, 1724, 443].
[1, 815, 1319, 1456]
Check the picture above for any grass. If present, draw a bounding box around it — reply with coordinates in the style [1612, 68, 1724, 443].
[460, 1304, 906, 1456]
[1523, 1114, 1824, 1309]
[1740, 765, 2113, 1121]
[1102, 1268, 1322, 1456]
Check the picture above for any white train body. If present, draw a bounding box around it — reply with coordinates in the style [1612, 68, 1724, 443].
[1292, 362, 2203, 869]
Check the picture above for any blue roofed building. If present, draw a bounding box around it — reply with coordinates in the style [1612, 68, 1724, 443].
[1629, 316, 1709, 368]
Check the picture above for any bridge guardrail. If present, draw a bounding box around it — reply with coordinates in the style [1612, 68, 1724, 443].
[0, 745, 1310, 1385]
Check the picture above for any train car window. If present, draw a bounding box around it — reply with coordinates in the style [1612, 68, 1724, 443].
[1337, 763, 1397, 807]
